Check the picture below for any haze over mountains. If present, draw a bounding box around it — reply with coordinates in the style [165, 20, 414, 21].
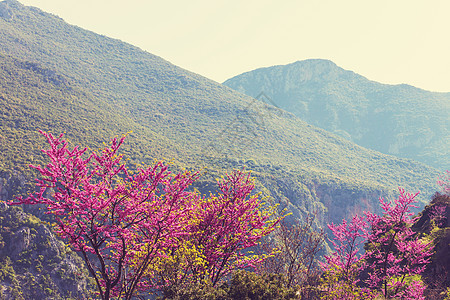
[224, 59, 450, 170]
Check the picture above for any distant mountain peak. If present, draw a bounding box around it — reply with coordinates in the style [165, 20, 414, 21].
[0, 0, 24, 11]
[292, 58, 337, 66]
[224, 60, 450, 170]
[0, 0, 17, 20]
[289, 59, 346, 79]
[229, 59, 359, 86]
[2, 0, 23, 6]
[252, 59, 340, 74]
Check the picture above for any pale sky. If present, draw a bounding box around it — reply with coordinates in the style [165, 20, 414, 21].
[18, 0, 450, 92]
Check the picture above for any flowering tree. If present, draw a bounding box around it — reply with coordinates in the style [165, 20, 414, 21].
[321, 189, 434, 300]
[12, 132, 280, 299]
[364, 189, 434, 299]
[12, 132, 200, 299]
[320, 215, 373, 299]
[154, 170, 281, 294]
[190, 170, 280, 285]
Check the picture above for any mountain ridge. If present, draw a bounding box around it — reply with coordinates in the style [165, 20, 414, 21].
[223, 59, 450, 170]
[231, 58, 450, 94]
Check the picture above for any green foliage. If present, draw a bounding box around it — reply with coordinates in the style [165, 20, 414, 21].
[0, 257, 15, 282]
[226, 270, 299, 300]
[320, 265, 373, 300]
[0, 256, 23, 299]
[163, 270, 299, 300]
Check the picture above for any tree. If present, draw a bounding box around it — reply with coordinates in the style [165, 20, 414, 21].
[320, 189, 434, 300]
[364, 189, 433, 299]
[154, 170, 281, 295]
[12, 132, 200, 299]
[320, 215, 373, 300]
[188, 170, 280, 284]
[11, 131, 281, 299]
[258, 212, 325, 296]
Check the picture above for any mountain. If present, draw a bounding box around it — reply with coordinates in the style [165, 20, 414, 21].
[0, 0, 441, 225]
[223, 59, 450, 170]
[0, 1, 443, 297]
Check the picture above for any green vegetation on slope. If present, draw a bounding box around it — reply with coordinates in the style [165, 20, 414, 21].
[0, 2, 444, 297]
[0, 0, 440, 216]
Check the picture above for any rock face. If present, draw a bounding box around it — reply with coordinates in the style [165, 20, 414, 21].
[0, 171, 26, 203]
[8, 227, 30, 258]
[0, 169, 92, 299]
[223, 59, 450, 170]
[255, 171, 391, 227]
[0, 203, 93, 299]
[412, 192, 450, 296]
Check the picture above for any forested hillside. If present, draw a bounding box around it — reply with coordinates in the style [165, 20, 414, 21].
[0, 0, 445, 298]
[0, 0, 439, 216]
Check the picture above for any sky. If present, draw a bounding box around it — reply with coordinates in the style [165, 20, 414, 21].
[18, 0, 450, 92]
